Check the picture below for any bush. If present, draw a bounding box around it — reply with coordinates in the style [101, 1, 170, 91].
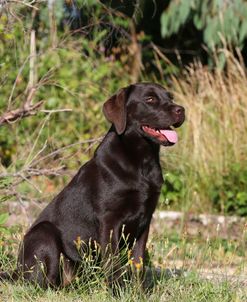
[160, 170, 185, 209]
[0, 2, 131, 206]
[210, 164, 247, 216]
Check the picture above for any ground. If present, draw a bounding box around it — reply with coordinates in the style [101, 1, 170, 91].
[0, 208, 246, 301]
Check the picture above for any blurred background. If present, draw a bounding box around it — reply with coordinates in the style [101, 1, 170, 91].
[0, 0, 247, 228]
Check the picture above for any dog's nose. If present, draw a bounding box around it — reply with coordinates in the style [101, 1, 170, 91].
[173, 106, 185, 116]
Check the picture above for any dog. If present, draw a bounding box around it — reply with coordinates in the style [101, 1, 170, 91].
[0, 82, 185, 288]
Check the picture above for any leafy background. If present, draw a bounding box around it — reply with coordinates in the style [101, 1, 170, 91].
[0, 2, 246, 301]
[0, 0, 247, 227]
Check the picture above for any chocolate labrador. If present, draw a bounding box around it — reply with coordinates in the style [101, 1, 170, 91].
[0, 82, 185, 288]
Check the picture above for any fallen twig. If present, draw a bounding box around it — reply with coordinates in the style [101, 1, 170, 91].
[0, 99, 44, 126]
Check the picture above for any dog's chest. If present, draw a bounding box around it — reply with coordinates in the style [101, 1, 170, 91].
[115, 154, 163, 214]
[121, 189, 159, 238]
[141, 156, 163, 188]
[122, 194, 158, 239]
[121, 162, 162, 237]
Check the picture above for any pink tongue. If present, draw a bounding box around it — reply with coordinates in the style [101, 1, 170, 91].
[160, 130, 178, 143]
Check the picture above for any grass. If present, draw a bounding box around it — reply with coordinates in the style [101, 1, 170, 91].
[0, 273, 244, 302]
[0, 221, 246, 301]
[159, 49, 247, 213]
[171, 50, 247, 171]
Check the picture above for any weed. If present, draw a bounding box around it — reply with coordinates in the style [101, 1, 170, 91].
[160, 50, 247, 214]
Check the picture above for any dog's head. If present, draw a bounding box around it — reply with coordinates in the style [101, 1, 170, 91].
[103, 83, 185, 146]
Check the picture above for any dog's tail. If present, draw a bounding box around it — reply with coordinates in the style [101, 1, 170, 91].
[0, 270, 19, 283]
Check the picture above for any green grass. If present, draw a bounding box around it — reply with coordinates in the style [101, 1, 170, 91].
[0, 273, 244, 302]
[0, 224, 246, 302]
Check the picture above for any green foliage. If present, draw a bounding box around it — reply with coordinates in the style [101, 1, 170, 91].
[0, 213, 9, 234]
[161, 0, 247, 53]
[0, 177, 12, 235]
[1, 2, 247, 218]
[160, 171, 185, 208]
[210, 163, 247, 216]
[0, 3, 130, 169]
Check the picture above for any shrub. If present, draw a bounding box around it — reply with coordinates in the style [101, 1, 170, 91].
[160, 170, 185, 209]
[210, 163, 247, 216]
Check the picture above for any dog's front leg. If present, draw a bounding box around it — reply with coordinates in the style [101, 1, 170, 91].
[131, 224, 150, 272]
[126, 225, 151, 290]
[99, 222, 123, 286]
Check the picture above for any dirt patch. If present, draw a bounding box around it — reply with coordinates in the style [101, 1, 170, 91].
[151, 210, 246, 240]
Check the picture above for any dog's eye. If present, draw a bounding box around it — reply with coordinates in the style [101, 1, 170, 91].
[145, 97, 155, 103]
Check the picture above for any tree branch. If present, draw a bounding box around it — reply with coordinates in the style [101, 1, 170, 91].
[0, 99, 44, 126]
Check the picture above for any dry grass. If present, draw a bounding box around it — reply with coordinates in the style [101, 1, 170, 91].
[161, 49, 247, 212]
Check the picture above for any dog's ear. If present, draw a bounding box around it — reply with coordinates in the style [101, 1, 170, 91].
[103, 88, 128, 135]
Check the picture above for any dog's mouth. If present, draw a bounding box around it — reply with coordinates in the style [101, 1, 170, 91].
[141, 125, 178, 144]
